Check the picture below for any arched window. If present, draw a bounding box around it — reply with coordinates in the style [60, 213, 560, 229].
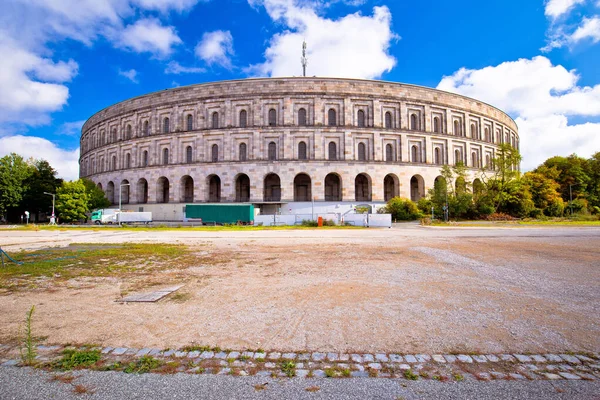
[239, 143, 247, 161]
[239, 110, 247, 128]
[142, 150, 148, 167]
[411, 145, 419, 163]
[186, 146, 193, 163]
[298, 141, 307, 160]
[434, 148, 441, 165]
[410, 114, 418, 130]
[433, 117, 440, 133]
[358, 142, 366, 161]
[298, 108, 307, 126]
[212, 144, 219, 162]
[328, 109, 337, 126]
[112, 128, 117, 142]
[472, 152, 479, 168]
[357, 110, 365, 127]
[471, 123, 477, 139]
[212, 112, 219, 129]
[454, 120, 461, 136]
[112, 155, 117, 170]
[143, 121, 149, 136]
[163, 148, 169, 165]
[486, 154, 491, 169]
[268, 109, 277, 126]
[455, 149, 461, 164]
[125, 153, 131, 168]
[187, 114, 193, 131]
[328, 142, 337, 161]
[385, 112, 392, 129]
[484, 127, 490, 142]
[268, 141, 277, 160]
[385, 143, 393, 162]
[163, 117, 170, 134]
[126, 124, 132, 140]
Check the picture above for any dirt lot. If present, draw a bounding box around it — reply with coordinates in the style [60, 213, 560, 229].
[0, 227, 598, 354]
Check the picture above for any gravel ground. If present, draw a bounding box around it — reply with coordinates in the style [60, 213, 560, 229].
[1, 366, 599, 400]
[0, 226, 598, 354]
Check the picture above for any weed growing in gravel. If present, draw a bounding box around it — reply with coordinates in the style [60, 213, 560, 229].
[280, 360, 296, 377]
[403, 369, 418, 380]
[99, 362, 122, 371]
[181, 345, 211, 352]
[254, 384, 267, 391]
[52, 348, 101, 370]
[255, 358, 265, 363]
[305, 386, 320, 392]
[324, 368, 335, 378]
[73, 384, 94, 395]
[453, 373, 464, 381]
[124, 356, 161, 374]
[20, 305, 36, 366]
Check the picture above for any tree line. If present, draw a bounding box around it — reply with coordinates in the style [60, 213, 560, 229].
[384, 144, 600, 221]
[0, 153, 109, 223]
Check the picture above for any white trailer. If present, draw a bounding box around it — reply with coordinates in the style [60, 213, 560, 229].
[114, 212, 152, 225]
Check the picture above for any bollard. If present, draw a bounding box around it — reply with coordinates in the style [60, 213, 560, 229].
[317, 216, 323, 227]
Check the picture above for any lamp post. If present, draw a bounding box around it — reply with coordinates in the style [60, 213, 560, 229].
[43, 192, 56, 225]
[569, 183, 578, 217]
[119, 183, 130, 226]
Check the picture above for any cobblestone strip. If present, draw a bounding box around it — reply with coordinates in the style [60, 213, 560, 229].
[0, 344, 598, 381]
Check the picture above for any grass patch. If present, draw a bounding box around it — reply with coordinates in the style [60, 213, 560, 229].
[52, 348, 101, 371]
[124, 356, 161, 374]
[403, 369, 419, 380]
[280, 360, 296, 377]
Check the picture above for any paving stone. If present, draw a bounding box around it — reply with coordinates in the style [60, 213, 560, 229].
[544, 354, 563, 363]
[232, 361, 244, 368]
[589, 364, 600, 370]
[326, 353, 338, 361]
[431, 355, 445, 363]
[148, 349, 161, 357]
[531, 355, 547, 363]
[189, 367, 201, 373]
[214, 352, 228, 359]
[1, 360, 18, 367]
[404, 355, 417, 363]
[135, 348, 151, 357]
[560, 354, 581, 364]
[363, 354, 375, 363]
[200, 351, 214, 359]
[558, 364, 574, 371]
[485, 354, 500, 362]
[379, 373, 391, 378]
[217, 368, 231, 375]
[576, 355, 595, 363]
[514, 354, 532, 363]
[297, 353, 311, 361]
[559, 372, 581, 380]
[174, 351, 188, 358]
[398, 364, 411, 370]
[241, 352, 254, 359]
[389, 354, 403, 363]
[351, 371, 369, 378]
[264, 362, 277, 369]
[490, 372, 506, 379]
[375, 354, 389, 362]
[312, 370, 326, 378]
[337, 363, 348, 369]
[253, 352, 266, 359]
[443, 355, 457, 363]
[124, 348, 139, 355]
[543, 373, 562, 380]
[415, 354, 431, 363]
[218, 361, 228, 367]
[101, 347, 114, 354]
[227, 352, 240, 359]
[367, 363, 382, 370]
[339, 354, 350, 361]
[545, 365, 558, 371]
[351, 354, 363, 363]
[576, 365, 591, 372]
[353, 364, 365, 372]
[472, 355, 487, 363]
[162, 350, 175, 357]
[578, 373, 596, 380]
[296, 363, 304, 369]
[282, 353, 297, 360]
[185, 351, 198, 358]
[457, 355, 473, 363]
[238, 371, 249, 376]
[296, 369, 309, 378]
[475, 372, 491, 381]
[525, 364, 539, 371]
[312, 352, 326, 361]
[509, 373, 526, 380]
[112, 347, 128, 356]
[500, 354, 516, 362]
[256, 371, 271, 377]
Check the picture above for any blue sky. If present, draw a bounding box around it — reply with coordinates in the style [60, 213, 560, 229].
[1, 0, 599, 180]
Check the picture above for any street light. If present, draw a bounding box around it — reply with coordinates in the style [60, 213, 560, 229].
[118, 183, 131, 226]
[569, 183, 578, 217]
[43, 192, 56, 225]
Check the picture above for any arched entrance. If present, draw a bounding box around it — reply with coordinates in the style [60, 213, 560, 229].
[410, 175, 424, 202]
[157, 177, 170, 203]
[264, 173, 281, 201]
[235, 174, 250, 202]
[355, 173, 371, 202]
[181, 175, 194, 203]
[208, 175, 221, 202]
[294, 173, 312, 201]
[324, 173, 341, 201]
[473, 178, 483, 199]
[137, 179, 148, 204]
[383, 174, 399, 201]
[106, 181, 115, 205]
[120, 180, 130, 204]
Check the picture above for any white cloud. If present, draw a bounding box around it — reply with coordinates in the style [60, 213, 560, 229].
[437, 56, 600, 170]
[165, 61, 207, 74]
[56, 120, 86, 136]
[132, 0, 203, 13]
[571, 16, 600, 42]
[195, 30, 234, 68]
[118, 68, 139, 83]
[247, 1, 397, 79]
[544, 0, 586, 18]
[0, 135, 80, 181]
[117, 18, 182, 58]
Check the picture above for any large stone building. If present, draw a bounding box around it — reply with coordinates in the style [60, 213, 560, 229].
[79, 77, 518, 221]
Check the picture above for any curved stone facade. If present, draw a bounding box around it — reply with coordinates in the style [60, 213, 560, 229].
[80, 77, 518, 209]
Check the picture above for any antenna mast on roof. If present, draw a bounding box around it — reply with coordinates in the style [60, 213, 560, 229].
[301, 40, 308, 77]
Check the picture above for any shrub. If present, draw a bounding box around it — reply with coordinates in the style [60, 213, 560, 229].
[383, 197, 422, 221]
[301, 219, 318, 227]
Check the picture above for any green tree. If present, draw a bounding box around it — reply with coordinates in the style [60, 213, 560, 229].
[383, 197, 422, 221]
[21, 160, 63, 222]
[0, 153, 33, 220]
[536, 154, 590, 205]
[478, 144, 523, 214]
[55, 180, 90, 223]
[82, 178, 110, 211]
[522, 171, 564, 217]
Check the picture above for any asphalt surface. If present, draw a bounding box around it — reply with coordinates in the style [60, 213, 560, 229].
[1, 367, 599, 400]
